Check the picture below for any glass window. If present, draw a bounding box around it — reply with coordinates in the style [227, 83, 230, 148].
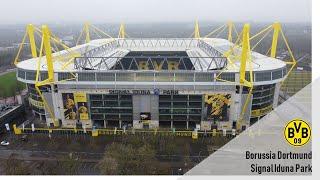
[272, 69, 283, 80]
[219, 72, 235, 82]
[78, 72, 95, 81]
[116, 72, 134, 81]
[40, 72, 48, 81]
[255, 72, 271, 81]
[26, 71, 36, 80]
[90, 94, 103, 100]
[136, 72, 154, 82]
[96, 73, 115, 81]
[58, 73, 75, 81]
[175, 73, 194, 82]
[91, 114, 103, 120]
[18, 69, 25, 79]
[91, 101, 103, 107]
[155, 72, 174, 82]
[195, 73, 213, 82]
[283, 67, 287, 76]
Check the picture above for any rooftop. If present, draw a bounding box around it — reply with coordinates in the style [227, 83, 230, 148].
[16, 38, 286, 73]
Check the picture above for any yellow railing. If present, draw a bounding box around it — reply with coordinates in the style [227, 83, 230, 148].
[251, 105, 273, 117]
[12, 124, 236, 139]
[28, 97, 44, 108]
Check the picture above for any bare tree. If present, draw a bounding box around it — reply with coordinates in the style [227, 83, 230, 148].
[58, 153, 80, 175]
[4, 154, 30, 175]
[96, 156, 118, 175]
[97, 143, 157, 175]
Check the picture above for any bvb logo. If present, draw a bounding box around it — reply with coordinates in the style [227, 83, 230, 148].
[284, 119, 311, 147]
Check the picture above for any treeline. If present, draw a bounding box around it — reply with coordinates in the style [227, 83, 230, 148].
[0, 51, 15, 67]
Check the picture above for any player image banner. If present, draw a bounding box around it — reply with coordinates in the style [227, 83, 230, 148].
[62, 93, 77, 120]
[204, 94, 231, 122]
[74, 92, 89, 120]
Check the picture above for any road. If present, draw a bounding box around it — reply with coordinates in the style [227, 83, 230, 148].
[0, 68, 16, 76]
[0, 145, 101, 175]
[0, 146, 204, 175]
[0, 147, 101, 162]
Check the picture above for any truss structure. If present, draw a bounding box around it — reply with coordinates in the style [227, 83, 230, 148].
[74, 56, 227, 71]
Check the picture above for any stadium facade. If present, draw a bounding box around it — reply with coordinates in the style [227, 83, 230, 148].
[16, 24, 288, 131]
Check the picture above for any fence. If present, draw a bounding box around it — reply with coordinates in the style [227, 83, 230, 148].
[12, 124, 238, 139]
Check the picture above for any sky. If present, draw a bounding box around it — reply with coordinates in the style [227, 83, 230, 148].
[0, 0, 311, 24]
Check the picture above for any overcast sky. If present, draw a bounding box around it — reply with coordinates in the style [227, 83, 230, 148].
[0, 0, 311, 24]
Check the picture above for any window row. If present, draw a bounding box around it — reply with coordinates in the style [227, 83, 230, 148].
[18, 67, 286, 83]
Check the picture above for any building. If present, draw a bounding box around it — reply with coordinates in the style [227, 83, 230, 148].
[15, 24, 287, 131]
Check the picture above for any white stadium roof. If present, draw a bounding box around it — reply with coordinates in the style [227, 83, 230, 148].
[17, 38, 286, 72]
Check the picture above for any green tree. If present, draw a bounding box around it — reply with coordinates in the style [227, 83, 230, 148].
[16, 82, 25, 94]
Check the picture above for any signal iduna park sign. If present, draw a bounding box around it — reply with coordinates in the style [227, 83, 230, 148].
[108, 89, 179, 95]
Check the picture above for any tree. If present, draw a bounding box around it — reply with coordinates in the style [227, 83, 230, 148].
[134, 144, 157, 174]
[4, 154, 30, 175]
[58, 153, 79, 175]
[158, 136, 179, 161]
[16, 82, 25, 94]
[32, 161, 59, 175]
[97, 156, 118, 175]
[97, 143, 157, 175]
[182, 143, 193, 173]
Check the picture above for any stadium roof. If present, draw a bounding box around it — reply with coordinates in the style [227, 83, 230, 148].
[17, 38, 286, 72]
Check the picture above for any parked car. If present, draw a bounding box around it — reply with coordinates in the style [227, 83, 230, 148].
[21, 135, 28, 142]
[1, 140, 9, 146]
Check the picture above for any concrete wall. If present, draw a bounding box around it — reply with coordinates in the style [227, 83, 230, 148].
[132, 95, 159, 129]
[132, 95, 159, 121]
[273, 82, 281, 108]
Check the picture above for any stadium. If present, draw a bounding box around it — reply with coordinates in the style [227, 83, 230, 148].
[14, 22, 294, 131]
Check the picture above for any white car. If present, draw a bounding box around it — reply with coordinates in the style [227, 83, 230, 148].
[0, 140, 9, 146]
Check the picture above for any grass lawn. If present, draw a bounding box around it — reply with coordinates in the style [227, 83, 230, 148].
[0, 71, 26, 98]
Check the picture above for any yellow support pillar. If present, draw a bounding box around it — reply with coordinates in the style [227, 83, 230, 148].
[26, 24, 38, 58]
[13, 124, 22, 135]
[118, 23, 125, 38]
[42, 25, 54, 82]
[192, 131, 198, 139]
[84, 22, 90, 43]
[194, 20, 201, 38]
[227, 21, 233, 42]
[239, 24, 251, 85]
[92, 130, 99, 137]
[270, 22, 281, 58]
[212, 129, 217, 137]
